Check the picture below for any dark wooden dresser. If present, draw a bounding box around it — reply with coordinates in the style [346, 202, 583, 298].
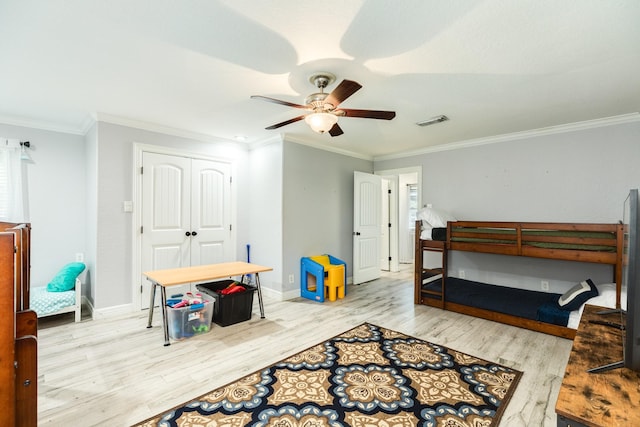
[555, 304, 640, 426]
[0, 222, 37, 426]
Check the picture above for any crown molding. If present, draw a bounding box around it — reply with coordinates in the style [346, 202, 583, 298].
[93, 112, 247, 147]
[80, 114, 97, 134]
[0, 114, 86, 135]
[3, 111, 637, 162]
[247, 134, 284, 151]
[374, 112, 640, 162]
[282, 134, 373, 161]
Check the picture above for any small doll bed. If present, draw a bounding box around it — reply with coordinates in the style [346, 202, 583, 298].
[30, 278, 82, 322]
[30, 262, 85, 323]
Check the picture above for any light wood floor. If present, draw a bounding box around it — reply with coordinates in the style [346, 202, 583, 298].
[37, 267, 573, 426]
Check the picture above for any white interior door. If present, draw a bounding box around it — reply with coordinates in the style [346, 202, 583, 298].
[140, 152, 232, 309]
[353, 171, 382, 284]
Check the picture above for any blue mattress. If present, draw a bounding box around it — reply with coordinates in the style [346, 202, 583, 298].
[438, 277, 570, 326]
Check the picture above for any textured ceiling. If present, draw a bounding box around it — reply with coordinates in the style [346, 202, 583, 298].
[1, 0, 639, 158]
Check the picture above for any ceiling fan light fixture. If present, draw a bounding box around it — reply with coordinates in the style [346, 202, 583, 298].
[252, 72, 395, 137]
[305, 112, 338, 133]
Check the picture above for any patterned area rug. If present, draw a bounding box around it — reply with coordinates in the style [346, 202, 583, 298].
[133, 323, 522, 426]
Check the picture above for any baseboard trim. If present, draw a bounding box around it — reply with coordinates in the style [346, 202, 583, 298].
[91, 302, 134, 319]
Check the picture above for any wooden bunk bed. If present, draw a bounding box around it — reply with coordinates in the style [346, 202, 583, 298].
[414, 220, 623, 339]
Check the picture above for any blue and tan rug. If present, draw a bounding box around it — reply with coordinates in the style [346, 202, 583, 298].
[133, 323, 522, 426]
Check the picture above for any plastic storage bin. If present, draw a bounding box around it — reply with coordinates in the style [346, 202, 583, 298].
[167, 300, 213, 340]
[196, 280, 256, 327]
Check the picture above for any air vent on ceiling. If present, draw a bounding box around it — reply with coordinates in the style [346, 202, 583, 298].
[416, 115, 449, 127]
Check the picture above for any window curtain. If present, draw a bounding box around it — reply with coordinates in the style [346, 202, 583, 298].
[0, 139, 29, 222]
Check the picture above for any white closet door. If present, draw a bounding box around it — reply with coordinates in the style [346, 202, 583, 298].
[140, 153, 232, 309]
[141, 152, 190, 308]
[190, 159, 232, 266]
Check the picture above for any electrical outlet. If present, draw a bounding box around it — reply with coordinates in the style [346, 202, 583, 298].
[289, 274, 294, 284]
[75, 253, 84, 262]
[459, 270, 465, 279]
[541, 280, 550, 291]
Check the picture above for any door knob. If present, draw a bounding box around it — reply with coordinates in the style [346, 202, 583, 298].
[185, 231, 191, 236]
[191, 231, 198, 236]
[353, 232, 361, 236]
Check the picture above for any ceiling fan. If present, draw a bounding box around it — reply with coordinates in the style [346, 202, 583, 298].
[251, 72, 396, 137]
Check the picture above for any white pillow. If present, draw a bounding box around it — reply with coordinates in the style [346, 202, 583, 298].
[586, 283, 617, 308]
[572, 283, 618, 321]
[420, 226, 433, 240]
[417, 207, 457, 228]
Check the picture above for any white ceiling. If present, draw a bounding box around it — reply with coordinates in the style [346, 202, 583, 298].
[1, 0, 639, 158]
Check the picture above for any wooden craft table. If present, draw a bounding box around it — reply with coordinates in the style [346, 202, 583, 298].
[144, 261, 272, 346]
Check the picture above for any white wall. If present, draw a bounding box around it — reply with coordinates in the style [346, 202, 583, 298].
[0, 122, 87, 287]
[248, 138, 283, 295]
[93, 122, 251, 310]
[84, 123, 98, 303]
[1, 119, 371, 308]
[375, 120, 640, 293]
[7, 117, 638, 309]
[282, 141, 372, 296]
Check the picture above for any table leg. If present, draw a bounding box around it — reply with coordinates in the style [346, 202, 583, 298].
[146, 281, 157, 328]
[255, 273, 265, 318]
[160, 286, 170, 346]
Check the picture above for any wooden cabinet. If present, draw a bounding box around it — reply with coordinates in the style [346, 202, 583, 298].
[0, 223, 37, 427]
[555, 305, 640, 426]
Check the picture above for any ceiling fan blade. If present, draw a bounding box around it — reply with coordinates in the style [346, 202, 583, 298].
[251, 95, 309, 109]
[264, 115, 305, 130]
[325, 80, 362, 108]
[328, 123, 344, 137]
[338, 108, 396, 120]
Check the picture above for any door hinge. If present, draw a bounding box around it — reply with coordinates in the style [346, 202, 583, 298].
[388, 189, 391, 194]
[140, 284, 143, 294]
[140, 166, 143, 174]
[230, 176, 233, 184]
[140, 226, 143, 234]
[388, 223, 392, 228]
[229, 224, 232, 231]
[388, 256, 392, 261]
